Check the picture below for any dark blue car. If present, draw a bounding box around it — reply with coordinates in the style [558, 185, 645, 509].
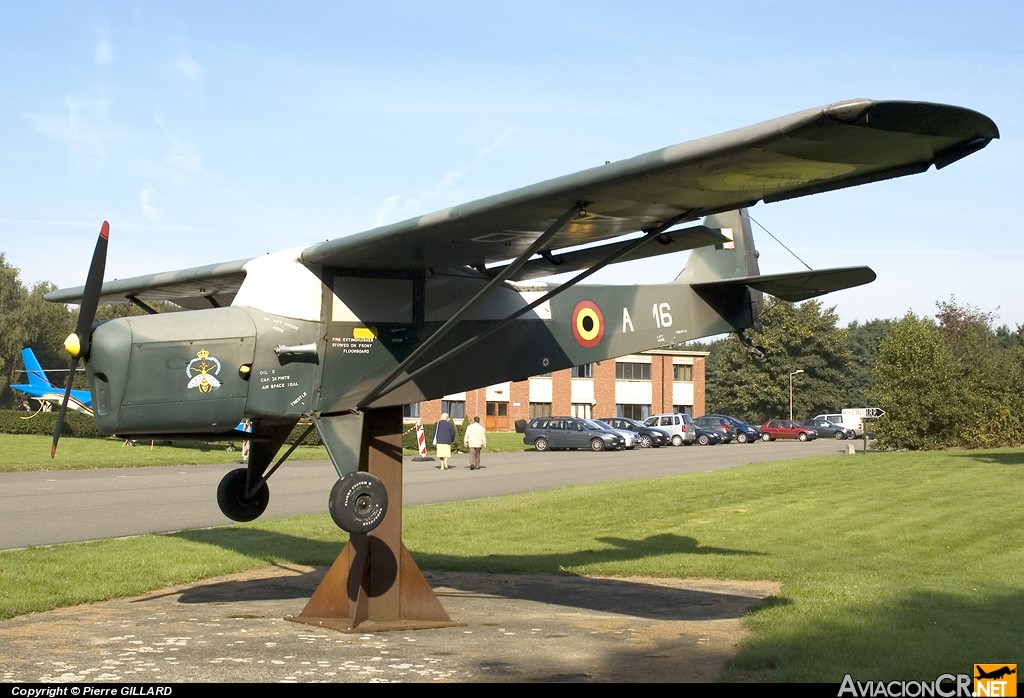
[703, 414, 762, 443]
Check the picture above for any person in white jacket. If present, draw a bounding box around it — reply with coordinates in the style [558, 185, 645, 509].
[463, 416, 487, 470]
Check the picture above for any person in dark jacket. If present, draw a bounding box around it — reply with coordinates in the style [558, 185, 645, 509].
[433, 413, 456, 469]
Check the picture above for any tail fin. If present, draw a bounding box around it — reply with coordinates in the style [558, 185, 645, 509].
[676, 209, 765, 332]
[677, 209, 762, 286]
[21, 348, 54, 388]
[673, 208, 877, 341]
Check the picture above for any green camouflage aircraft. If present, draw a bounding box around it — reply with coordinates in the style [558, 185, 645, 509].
[48, 96, 999, 532]
[44, 98, 998, 628]
[46, 98, 998, 535]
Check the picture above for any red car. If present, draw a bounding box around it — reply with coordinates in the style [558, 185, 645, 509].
[759, 419, 818, 441]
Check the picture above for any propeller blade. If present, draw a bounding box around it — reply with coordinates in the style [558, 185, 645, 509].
[50, 357, 80, 459]
[75, 220, 109, 360]
[51, 221, 109, 459]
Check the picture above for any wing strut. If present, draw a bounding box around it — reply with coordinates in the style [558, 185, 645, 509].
[358, 209, 699, 408]
[355, 201, 588, 410]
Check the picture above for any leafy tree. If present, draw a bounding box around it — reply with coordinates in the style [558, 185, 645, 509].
[933, 298, 1024, 448]
[705, 300, 852, 424]
[0, 254, 32, 405]
[15, 281, 77, 391]
[871, 313, 959, 450]
[843, 318, 893, 408]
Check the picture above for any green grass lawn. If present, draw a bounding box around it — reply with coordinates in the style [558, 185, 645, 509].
[1, 431, 529, 472]
[1, 442, 1021, 682]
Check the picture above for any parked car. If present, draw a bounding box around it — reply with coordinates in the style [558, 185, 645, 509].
[523, 417, 626, 452]
[802, 418, 854, 440]
[813, 412, 865, 437]
[642, 413, 697, 446]
[702, 414, 761, 443]
[693, 415, 736, 444]
[694, 426, 723, 446]
[760, 419, 818, 441]
[598, 417, 670, 448]
[590, 419, 637, 449]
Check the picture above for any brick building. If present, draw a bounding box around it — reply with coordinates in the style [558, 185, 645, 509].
[409, 348, 708, 432]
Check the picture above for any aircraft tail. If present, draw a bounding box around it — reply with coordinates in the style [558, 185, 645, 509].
[677, 209, 876, 333]
[20, 348, 55, 388]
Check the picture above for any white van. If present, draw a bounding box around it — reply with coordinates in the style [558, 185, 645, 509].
[813, 411, 865, 437]
[643, 413, 697, 446]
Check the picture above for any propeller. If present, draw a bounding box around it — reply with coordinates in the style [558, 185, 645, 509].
[51, 221, 109, 458]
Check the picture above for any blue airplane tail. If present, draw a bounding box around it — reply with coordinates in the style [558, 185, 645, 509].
[12, 347, 94, 416]
[20, 348, 54, 388]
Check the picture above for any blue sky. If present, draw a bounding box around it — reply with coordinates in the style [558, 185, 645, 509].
[2, 1, 1021, 328]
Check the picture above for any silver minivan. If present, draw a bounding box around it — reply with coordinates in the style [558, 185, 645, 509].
[642, 413, 697, 446]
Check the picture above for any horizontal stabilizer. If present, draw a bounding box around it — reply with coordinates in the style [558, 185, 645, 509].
[693, 266, 876, 303]
[502, 225, 729, 281]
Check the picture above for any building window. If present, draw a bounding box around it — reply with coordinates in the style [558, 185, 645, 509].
[673, 364, 694, 381]
[530, 402, 552, 418]
[617, 404, 650, 420]
[403, 403, 420, 419]
[571, 363, 593, 378]
[441, 400, 465, 420]
[615, 362, 651, 380]
[673, 405, 692, 416]
[572, 403, 592, 419]
[486, 402, 508, 417]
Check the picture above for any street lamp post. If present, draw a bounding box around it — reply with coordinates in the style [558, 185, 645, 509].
[789, 369, 804, 421]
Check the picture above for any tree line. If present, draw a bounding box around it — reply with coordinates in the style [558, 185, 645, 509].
[3, 252, 1022, 450]
[688, 297, 1024, 450]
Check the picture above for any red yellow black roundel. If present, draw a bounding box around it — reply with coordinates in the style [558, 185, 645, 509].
[572, 300, 604, 348]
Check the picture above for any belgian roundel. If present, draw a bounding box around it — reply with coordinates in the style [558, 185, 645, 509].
[572, 300, 604, 348]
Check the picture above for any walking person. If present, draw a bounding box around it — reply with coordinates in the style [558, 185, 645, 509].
[433, 412, 456, 469]
[464, 416, 487, 470]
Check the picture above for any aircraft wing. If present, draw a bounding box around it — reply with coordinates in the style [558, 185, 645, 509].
[47, 98, 996, 306]
[300, 99, 997, 272]
[46, 258, 251, 309]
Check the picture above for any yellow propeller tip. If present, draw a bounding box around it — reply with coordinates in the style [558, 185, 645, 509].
[64, 333, 82, 357]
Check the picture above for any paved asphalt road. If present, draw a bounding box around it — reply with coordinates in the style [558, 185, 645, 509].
[0, 438, 860, 550]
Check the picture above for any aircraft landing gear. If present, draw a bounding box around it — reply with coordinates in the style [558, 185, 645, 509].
[217, 467, 270, 522]
[329, 472, 388, 533]
[736, 330, 768, 362]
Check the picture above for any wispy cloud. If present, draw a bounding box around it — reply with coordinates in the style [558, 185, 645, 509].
[95, 35, 113, 65]
[376, 125, 519, 225]
[140, 187, 161, 224]
[24, 95, 114, 175]
[145, 116, 206, 186]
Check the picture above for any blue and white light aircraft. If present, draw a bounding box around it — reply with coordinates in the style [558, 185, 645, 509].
[11, 348, 94, 416]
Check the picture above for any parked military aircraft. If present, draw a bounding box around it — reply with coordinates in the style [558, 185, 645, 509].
[10, 347, 93, 415]
[46, 98, 998, 536]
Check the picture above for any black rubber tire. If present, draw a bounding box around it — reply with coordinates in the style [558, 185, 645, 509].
[698, 434, 710, 445]
[534, 437, 549, 452]
[329, 472, 388, 533]
[736, 433, 748, 444]
[590, 438, 606, 452]
[216, 467, 270, 522]
[761, 433, 772, 442]
[638, 435, 653, 448]
[834, 431, 846, 440]
[671, 434, 683, 446]
[799, 432, 808, 442]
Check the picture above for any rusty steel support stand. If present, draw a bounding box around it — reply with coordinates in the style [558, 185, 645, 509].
[288, 406, 462, 632]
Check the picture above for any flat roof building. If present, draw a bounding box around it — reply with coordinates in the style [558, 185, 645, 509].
[408, 348, 708, 432]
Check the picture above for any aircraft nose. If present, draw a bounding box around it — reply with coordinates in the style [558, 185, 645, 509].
[87, 317, 133, 423]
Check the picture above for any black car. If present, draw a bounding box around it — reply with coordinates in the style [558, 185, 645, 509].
[522, 417, 626, 452]
[703, 414, 762, 443]
[598, 417, 670, 448]
[694, 426, 723, 445]
[802, 418, 854, 440]
[693, 415, 736, 443]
